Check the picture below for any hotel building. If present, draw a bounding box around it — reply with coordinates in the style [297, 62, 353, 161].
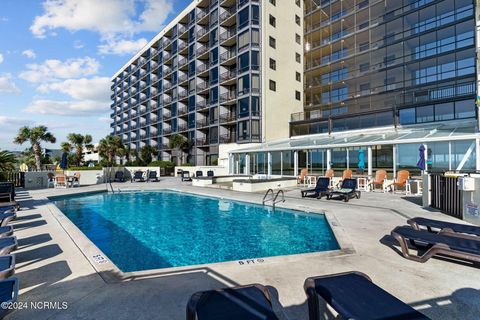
[110, 0, 304, 165]
[230, 0, 480, 177]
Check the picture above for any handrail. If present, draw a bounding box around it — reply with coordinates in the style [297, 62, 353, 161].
[273, 190, 285, 206]
[262, 189, 274, 205]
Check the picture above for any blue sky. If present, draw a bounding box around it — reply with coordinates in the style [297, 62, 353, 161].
[0, 0, 190, 151]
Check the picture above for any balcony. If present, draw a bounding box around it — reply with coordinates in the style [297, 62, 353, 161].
[219, 92, 237, 104]
[197, 63, 209, 77]
[163, 127, 172, 135]
[162, 96, 172, 105]
[196, 138, 209, 146]
[178, 73, 188, 85]
[196, 45, 209, 59]
[219, 7, 236, 26]
[196, 9, 209, 24]
[220, 49, 236, 65]
[220, 28, 236, 45]
[178, 106, 188, 115]
[178, 57, 188, 70]
[197, 26, 210, 42]
[178, 90, 188, 100]
[220, 69, 236, 84]
[163, 82, 173, 91]
[196, 119, 209, 128]
[196, 82, 210, 93]
[196, 100, 209, 111]
[162, 143, 171, 150]
[178, 124, 188, 132]
[220, 113, 237, 124]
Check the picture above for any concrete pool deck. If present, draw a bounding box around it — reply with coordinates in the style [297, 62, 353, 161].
[6, 178, 480, 319]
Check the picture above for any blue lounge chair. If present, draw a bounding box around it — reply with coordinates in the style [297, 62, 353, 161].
[0, 183, 18, 210]
[0, 206, 15, 214]
[207, 170, 214, 177]
[408, 217, 480, 238]
[0, 237, 17, 256]
[0, 277, 18, 318]
[0, 255, 15, 279]
[181, 171, 192, 182]
[304, 271, 430, 320]
[186, 284, 279, 320]
[0, 213, 15, 227]
[301, 177, 330, 199]
[196, 171, 203, 177]
[132, 171, 145, 182]
[326, 178, 360, 202]
[0, 226, 13, 238]
[391, 226, 480, 263]
[147, 171, 159, 182]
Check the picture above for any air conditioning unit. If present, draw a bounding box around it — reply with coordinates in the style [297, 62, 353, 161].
[458, 177, 475, 191]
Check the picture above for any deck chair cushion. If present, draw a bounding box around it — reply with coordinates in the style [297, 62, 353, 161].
[409, 217, 480, 237]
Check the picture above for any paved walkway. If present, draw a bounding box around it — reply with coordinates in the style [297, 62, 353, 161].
[6, 178, 480, 319]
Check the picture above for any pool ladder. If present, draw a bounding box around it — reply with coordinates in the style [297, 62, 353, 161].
[262, 189, 285, 210]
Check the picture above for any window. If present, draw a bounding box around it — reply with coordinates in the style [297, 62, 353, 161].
[239, 8, 249, 29]
[359, 42, 369, 51]
[269, 0, 275, 5]
[296, 53, 301, 63]
[295, 0, 300, 7]
[295, 91, 301, 101]
[296, 72, 301, 82]
[269, 15, 276, 27]
[252, 6, 259, 25]
[269, 80, 276, 91]
[239, 52, 250, 72]
[269, 58, 276, 70]
[238, 30, 250, 50]
[359, 62, 370, 72]
[295, 33, 301, 44]
[269, 36, 276, 48]
[295, 15, 300, 26]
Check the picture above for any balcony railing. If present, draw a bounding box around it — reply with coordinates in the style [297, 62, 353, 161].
[163, 128, 172, 135]
[220, 113, 237, 123]
[219, 7, 236, 23]
[220, 69, 236, 82]
[196, 100, 209, 110]
[196, 82, 209, 92]
[220, 92, 236, 103]
[219, 133, 236, 144]
[220, 28, 236, 42]
[196, 119, 209, 128]
[220, 49, 236, 63]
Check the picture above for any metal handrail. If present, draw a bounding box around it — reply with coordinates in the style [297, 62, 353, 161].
[262, 189, 274, 205]
[273, 190, 285, 206]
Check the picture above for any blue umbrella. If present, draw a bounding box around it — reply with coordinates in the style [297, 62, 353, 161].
[417, 145, 426, 171]
[358, 148, 365, 172]
[60, 152, 68, 170]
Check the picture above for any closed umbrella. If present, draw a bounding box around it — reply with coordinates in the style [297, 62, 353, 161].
[358, 148, 365, 173]
[60, 152, 68, 170]
[417, 145, 426, 171]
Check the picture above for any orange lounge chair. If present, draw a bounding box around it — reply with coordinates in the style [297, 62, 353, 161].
[297, 168, 308, 185]
[369, 170, 387, 192]
[336, 169, 353, 187]
[388, 170, 410, 193]
[54, 174, 67, 188]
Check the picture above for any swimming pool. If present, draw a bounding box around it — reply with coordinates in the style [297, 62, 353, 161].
[51, 191, 339, 272]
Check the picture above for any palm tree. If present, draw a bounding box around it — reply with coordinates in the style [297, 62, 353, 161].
[97, 135, 125, 166]
[140, 145, 157, 165]
[66, 133, 94, 166]
[169, 134, 190, 165]
[13, 126, 56, 171]
[0, 150, 16, 171]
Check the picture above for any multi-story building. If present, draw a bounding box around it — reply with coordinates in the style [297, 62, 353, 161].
[110, 0, 304, 165]
[229, 0, 479, 176]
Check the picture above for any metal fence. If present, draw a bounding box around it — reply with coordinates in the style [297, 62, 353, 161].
[0, 172, 25, 188]
[430, 174, 463, 219]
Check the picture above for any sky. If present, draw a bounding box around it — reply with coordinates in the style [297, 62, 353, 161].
[0, 0, 190, 151]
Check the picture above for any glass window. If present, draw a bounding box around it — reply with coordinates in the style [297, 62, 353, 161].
[251, 51, 259, 69]
[238, 98, 249, 118]
[428, 142, 449, 171]
[282, 151, 294, 176]
[238, 30, 250, 49]
[451, 140, 476, 171]
[252, 6, 259, 25]
[251, 96, 259, 116]
[416, 105, 434, 123]
[399, 108, 416, 125]
[239, 52, 249, 72]
[239, 7, 249, 29]
[455, 100, 475, 119]
[271, 151, 281, 175]
[269, 80, 276, 91]
[435, 102, 454, 121]
[397, 144, 420, 174]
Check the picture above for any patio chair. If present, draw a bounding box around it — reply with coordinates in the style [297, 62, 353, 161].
[0, 226, 13, 238]
[336, 169, 353, 187]
[196, 171, 203, 177]
[388, 170, 410, 193]
[0, 206, 15, 214]
[132, 171, 145, 182]
[0, 213, 16, 227]
[391, 226, 480, 264]
[301, 177, 331, 199]
[54, 174, 67, 188]
[114, 171, 126, 182]
[369, 169, 387, 192]
[207, 170, 214, 177]
[186, 284, 279, 320]
[0, 237, 17, 256]
[408, 217, 480, 238]
[0, 183, 18, 210]
[298, 168, 308, 185]
[47, 173, 55, 188]
[0, 255, 15, 279]
[327, 178, 360, 202]
[72, 172, 81, 187]
[181, 171, 192, 182]
[304, 271, 430, 320]
[0, 277, 18, 318]
[147, 171, 159, 182]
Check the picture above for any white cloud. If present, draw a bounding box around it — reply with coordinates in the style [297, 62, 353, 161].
[98, 117, 111, 123]
[0, 54, 3, 64]
[22, 49, 36, 59]
[0, 116, 33, 128]
[19, 57, 100, 83]
[0, 74, 20, 94]
[25, 99, 109, 116]
[98, 37, 148, 55]
[73, 40, 84, 49]
[37, 76, 110, 101]
[31, 0, 173, 55]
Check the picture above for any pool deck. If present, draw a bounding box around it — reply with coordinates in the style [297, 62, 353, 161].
[7, 178, 480, 319]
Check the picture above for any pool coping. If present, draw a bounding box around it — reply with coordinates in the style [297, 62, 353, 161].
[44, 188, 356, 284]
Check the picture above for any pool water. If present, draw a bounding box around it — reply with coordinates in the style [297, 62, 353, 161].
[52, 191, 339, 272]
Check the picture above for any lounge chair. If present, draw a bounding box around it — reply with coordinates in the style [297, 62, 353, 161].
[301, 177, 330, 199]
[114, 171, 126, 182]
[326, 178, 360, 202]
[47, 173, 55, 188]
[388, 170, 410, 193]
[336, 169, 353, 187]
[207, 170, 214, 177]
[186, 284, 279, 320]
[72, 172, 81, 187]
[54, 174, 67, 188]
[0, 206, 16, 214]
[0, 226, 13, 238]
[298, 168, 308, 185]
[196, 171, 203, 177]
[147, 171, 159, 182]
[0, 237, 17, 256]
[369, 169, 387, 192]
[0, 213, 16, 227]
[391, 226, 480, 264]
[0, 183, 19, 210]
[304, 271, 430, 320]
[132, 171, 145, 182]
[408, 217, 480, 238]
[0, 277, 19, 318]
[181, 171, 192, 182]
[0, 255, 15, 279]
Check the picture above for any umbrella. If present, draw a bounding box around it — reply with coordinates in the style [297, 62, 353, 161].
[60, 152, 68, 170]
[417, 145, 426, 171]
[358, 148, 365, 172]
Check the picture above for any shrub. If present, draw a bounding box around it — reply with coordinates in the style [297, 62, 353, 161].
[148, 160, 175, 168]
[68, 166, 103, 171]
[180, 163, 194, 167]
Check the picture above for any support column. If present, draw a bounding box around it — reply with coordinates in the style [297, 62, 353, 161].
[245, 154, 250, 175]
[326, 149, 331, 170]
[392, 145, 397, 178]
[424, 144, 428, 173]
[267, 152, 272, 176]
[346, 149, 350, 169]
[228, 154, 233, 175]
[294, 151, 298, 176]
[367, 146, 373, 176]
